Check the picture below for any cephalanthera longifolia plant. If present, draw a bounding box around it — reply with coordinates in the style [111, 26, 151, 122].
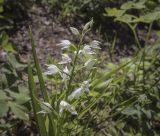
[28, 19, 108, 136]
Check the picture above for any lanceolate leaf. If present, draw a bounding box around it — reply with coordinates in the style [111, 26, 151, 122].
[28, 63, 48, 136]
[29, 26, 49, 102]
[29, 28, 56, 136]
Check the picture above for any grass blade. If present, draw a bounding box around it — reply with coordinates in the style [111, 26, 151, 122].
[91, 60, 131, 88]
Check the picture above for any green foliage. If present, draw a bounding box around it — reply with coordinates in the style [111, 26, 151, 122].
[28, 20, 105, 135]
[0, 1, 160, 135]
[104, 0, 160, 48]
[107, 45, 160, 135]
[0, 32, 30, 133]
[28, 17, 160, 135]
[104, 1, 160, 24]
[0, 32, 16, 52]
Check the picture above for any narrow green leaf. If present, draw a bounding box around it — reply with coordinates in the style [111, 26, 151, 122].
[28, 26, 49, 102]
[29, 28, 56, 136]
[28, 63, 48, 136]
[91, 61, 131, 88]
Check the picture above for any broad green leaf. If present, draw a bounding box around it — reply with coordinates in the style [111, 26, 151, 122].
[0, 89, 7, 99]
[2, 43, 16, 53]
[116, 14, 137, 24]
[0, 32, 16, 53]
[5, 89, 30, 104]
[0, 100, 9, 117]
[121, 1, 145, 10]
[7, 54, 26, 69]
[140, 11, 160, 23]
[0, 123, 12, 131]
[105, 8, 125, 17]
[9, 102, 29, 121]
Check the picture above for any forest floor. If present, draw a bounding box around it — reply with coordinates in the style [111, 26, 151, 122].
[1, 3, 158, 66]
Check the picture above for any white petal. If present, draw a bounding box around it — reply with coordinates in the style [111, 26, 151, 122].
[60, 66, 69, 80]
[70, 27, 80, 36]
[60, 101, 77, 115]
[81, 80, 90, 93]
[90, 40, 101, 49]
[44, 64, 59, 75]
[84, 59, 96, 68]
[68, 88, 82, 101]
[68, 81, 90, 101]
[58, 54, 72, 64]
[82, 45, 96, 55]
[63, 66, 69, 73]
[57, 40, 71, 50]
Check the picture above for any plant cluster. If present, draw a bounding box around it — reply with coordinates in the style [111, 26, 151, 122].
[28, 19, 104, 136]
[28, 18, 160, 135]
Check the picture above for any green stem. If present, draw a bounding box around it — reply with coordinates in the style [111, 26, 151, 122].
[142, 49, 146, 91]
[132, 28, 141, 49]
[146, 22, 153, 44]
[128, 24, 141, 49]
[65, 35, 83, 99]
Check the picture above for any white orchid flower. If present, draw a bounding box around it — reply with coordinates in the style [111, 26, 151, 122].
[58, 54, 72, 64]
[84, 59, 96, 68]
[68, 88, 82, 100]
[68, 80, 90, 101]
[81, 45, 96, 55]
[81, 80, 90, 92]
[70, 27, 80, 36]
[60, 66, 69, 80]
[90, 40, 101, 49]
[59, 100, 77, 115]
[57, 40, 71, 50]
[44, 64, 59, 75]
